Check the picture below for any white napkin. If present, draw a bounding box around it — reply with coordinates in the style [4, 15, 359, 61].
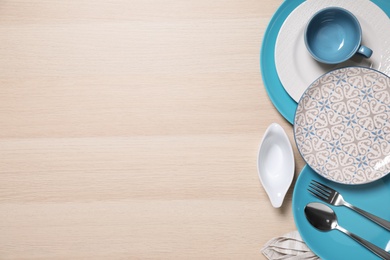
[261, 231, 320, 260]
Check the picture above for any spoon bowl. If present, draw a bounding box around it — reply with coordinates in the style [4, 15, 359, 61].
[304, 202, 338, 231]
[304, 202, 390, 259]
[257, 123, 294, 208]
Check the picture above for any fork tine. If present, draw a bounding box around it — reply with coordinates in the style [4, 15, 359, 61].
[311, 179, 334, 192]
[308, 184, 329, 198]
[307, 188, 327, 200]
[310, 180, 332, 195]
[309, 183, 331, 196]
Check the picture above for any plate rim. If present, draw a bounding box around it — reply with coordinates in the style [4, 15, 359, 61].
[260, 0, 305, 124]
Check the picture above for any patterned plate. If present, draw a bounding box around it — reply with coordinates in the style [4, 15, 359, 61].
[294, 67, 390, 184]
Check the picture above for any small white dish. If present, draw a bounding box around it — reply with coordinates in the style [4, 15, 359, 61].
[257, 123, 295, 208]
[275, 0, 390, 102]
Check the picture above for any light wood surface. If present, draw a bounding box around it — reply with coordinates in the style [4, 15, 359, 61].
[0, 0, 305, 259]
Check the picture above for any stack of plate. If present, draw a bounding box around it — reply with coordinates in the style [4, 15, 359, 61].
[261, 0, 390, 124]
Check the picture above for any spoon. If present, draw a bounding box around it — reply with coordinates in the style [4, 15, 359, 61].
[305, 202, 390, 260]
[257, 123, 294, 208]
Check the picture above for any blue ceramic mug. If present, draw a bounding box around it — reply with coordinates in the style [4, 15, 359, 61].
[304, 7, 373, 64]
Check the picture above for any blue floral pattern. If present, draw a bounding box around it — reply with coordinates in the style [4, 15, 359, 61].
[294, 67, 390, 184]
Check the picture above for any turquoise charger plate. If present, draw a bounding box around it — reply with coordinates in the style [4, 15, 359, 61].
[293, 165, 390, 260]
[260, 0, 390, 124]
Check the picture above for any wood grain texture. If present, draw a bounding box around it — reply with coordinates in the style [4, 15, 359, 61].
[0, 0, 305, 259]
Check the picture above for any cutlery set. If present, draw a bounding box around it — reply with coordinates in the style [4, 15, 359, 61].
[305, 180, 390, 259]
[305, 202, 390, 260]
[308, 180, 390, 231]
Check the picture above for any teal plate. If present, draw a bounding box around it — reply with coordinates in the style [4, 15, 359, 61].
[260, 0, 390, 124]
[293, 165, 390, 260]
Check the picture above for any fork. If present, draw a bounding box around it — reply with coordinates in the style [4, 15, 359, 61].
[308, 180, 390, 231]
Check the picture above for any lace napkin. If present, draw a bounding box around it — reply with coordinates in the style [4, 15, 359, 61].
[261, 231, 320, 260]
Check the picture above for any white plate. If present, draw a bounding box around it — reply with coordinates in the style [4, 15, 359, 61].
[275, 0, 390, 102]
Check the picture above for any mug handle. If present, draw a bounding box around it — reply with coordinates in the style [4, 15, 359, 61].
[357, 45, 373, 58]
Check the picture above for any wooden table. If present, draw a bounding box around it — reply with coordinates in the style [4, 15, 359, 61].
[0, 0, 305, 259]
